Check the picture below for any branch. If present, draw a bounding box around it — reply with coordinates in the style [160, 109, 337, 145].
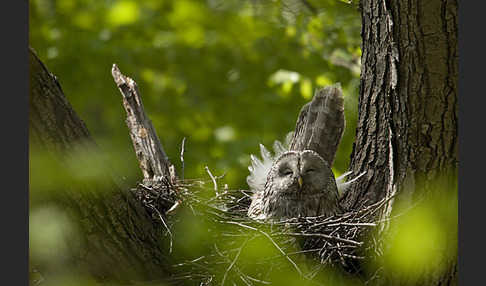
[111, 64, 172, 184]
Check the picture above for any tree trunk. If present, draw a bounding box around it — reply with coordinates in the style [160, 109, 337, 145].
[343, 0, 458, 284]
[29, 48, 170, 282]
[344, 0, 458, 208]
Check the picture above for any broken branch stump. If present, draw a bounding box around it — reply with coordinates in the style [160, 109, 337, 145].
[111, 64, 173, 185]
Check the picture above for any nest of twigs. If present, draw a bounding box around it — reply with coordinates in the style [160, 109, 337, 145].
[132, 175, 389, 285]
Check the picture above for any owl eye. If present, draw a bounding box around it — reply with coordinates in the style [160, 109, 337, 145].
[281, 169, 293, 176]
[305, 168, 316, 173]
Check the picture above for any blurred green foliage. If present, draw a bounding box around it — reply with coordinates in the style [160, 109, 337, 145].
[29, 0, 361, 190]
[376, 182, 458, 283]
[29, 0, 365, 284]
[29, 1, 458, 285]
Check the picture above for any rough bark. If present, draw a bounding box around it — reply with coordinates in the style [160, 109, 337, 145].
[344, 0, 457, 208]
[29, 48, 170, 282]
[343, 0, 458, 285]
[111, 64, 173, 184]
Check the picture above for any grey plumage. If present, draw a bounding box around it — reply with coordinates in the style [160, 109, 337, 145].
[289, 84, 345, 166]
[247, 84, 355, 221]
[248, 150, 341, 220]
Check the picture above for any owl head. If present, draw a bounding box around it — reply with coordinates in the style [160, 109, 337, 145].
[256, 150, 340, 219]
[266, 150, 336, 198]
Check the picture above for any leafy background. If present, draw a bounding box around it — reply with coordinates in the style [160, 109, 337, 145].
[29, 1, 458, 285]
[30, 0, 362, 189]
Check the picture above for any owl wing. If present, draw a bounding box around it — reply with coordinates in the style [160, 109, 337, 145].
[247, 187, 265, 219]
[289, 84, 345, 166]
[247, 137, 293, 219]
[246, 134, 292, 194]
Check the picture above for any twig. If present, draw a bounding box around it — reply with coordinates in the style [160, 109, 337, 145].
[263, 248, 322, 262]
[221, 238, 249, 286]
[327, 222, 376, 227]
[335, 233, 346, 265]
[205, 166, 219, 195]
[150, 205, 173, 253]
[180, 137, 186, 181]
[279, 232, 363, 246]
[341, 253, 365, 259]
[224, 221, 303, 277]
[259, 230, 303, 277]
[166, 200, 181, 214]
[237, 274, 253, 286]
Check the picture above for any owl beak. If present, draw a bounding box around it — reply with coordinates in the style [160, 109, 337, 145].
[297, 176, 303, 189]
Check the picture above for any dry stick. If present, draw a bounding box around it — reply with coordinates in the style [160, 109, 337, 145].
[280, 232, 362, 246]
[180, 137, 186, 181]
[150, 205, 173, 253]
[242, 275, 271, 285]
[172, 255, 209, 267]
[221, 238, 249, 286]
[111, 64, 172, 183]
[224, 221, 303, 277]
[205, 166, 219, 195]
[324, 227, 340, 263]
[319, 239, 329, 263]
[327, 222, 376, 227]
[342, 253, 365, 260]
[262, 248, 323, 262]
[372, 195, 427, 225]
[214, 242, 262, 286]
[166, 200, 181, 215]
[335, 233, 346, 266]
[137, 183, 173, 202]
[237, 275, 252, 286]
[306, 214, 348, 227]
[356, 194, 396, 219]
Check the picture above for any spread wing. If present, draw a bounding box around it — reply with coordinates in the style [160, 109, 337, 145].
[289, 84, 345, 166]
[247, 135, 293, 220]
[246, 133, 293, 194]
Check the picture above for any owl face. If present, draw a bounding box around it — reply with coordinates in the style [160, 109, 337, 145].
[256, 150, 341, 220]
[270, 150, 334, 197]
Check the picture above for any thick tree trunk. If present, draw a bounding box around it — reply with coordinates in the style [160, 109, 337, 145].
[344, 0, 458, 209]
[29, 48, 170, 282]
[343, 0, 458, 285]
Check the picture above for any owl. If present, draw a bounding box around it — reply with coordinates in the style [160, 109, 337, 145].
[249, 150, 341, 220]
[247, 85, 364, 221]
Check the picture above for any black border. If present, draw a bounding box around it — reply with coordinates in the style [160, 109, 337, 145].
[458, 0, 483, 285]
[2, 0, 29, 285]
